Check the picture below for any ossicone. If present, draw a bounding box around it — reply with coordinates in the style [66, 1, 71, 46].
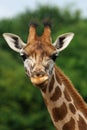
[27, 22, 39, 43]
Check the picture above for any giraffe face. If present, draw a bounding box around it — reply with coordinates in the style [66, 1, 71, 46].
[3, 24, 74, 87]
[20, 41, 57, 86]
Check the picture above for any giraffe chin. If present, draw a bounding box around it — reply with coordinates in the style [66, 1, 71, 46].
[31, 76, 48, 86]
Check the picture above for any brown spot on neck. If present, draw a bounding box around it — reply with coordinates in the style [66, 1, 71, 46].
[63, 117, 75, 130]
[50, 86, 62, 101]
[49, 74, 55, 93]
[78, 115, 87, 130]
[52, 102, 67, 122]
[69, 103, 76, 114]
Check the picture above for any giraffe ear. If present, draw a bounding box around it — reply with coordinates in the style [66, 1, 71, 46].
[53, 33, 74, 52]
[3, 33, 26, 52]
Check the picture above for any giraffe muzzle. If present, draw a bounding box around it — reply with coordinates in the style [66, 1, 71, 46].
[31, 75, 48, 85]
[30, 71, 49, 85]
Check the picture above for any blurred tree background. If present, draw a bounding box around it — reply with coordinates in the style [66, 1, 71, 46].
[0, 5, 87, 130]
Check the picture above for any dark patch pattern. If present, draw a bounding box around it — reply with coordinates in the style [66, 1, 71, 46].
[69, 103, 76, 114]
[11, 36, 21, 49]
[50, 86, 62, 101]
[58, 37, 65, 48]
[78, 115, 87, 130]
[52, 102, 67, 122]
[63, 117, 75, 130]
[49, 75, 55, 93]
[64, 88, 71, 102]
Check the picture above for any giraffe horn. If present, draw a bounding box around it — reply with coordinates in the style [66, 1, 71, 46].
[42, 22, 52, 43]
[27, 23, 38, 44]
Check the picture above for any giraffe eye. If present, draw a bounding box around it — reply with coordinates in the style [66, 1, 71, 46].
[20, 53, 28, 61]
[50, 53, 59, 61]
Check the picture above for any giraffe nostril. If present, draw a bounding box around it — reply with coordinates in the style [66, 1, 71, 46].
[36, 73, 41, 77]
[32, 71, 45, 78]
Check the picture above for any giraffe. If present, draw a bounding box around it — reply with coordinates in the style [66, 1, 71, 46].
[3, 23, 87, 130]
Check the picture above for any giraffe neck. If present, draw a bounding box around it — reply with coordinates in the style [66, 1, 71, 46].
[41, 65, 87, 130]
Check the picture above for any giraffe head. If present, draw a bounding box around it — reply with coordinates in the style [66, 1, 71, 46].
[3, 23, 74, 87]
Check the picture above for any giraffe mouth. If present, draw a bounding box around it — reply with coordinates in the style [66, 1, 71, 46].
[31, 75, 49, 85]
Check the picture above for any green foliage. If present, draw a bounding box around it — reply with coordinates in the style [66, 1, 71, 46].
[0, 5, 87, 130]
